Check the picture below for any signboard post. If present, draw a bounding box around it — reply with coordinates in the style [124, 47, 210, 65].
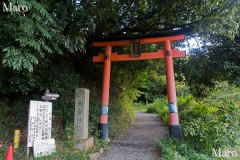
[27, 101, 52, 147]
[26, 89, 59, 158]
[26, 101, 52, 157]
[42, 89, 59, 101]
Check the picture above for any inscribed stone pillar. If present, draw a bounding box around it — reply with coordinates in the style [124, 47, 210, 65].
[74, 88, 93, 150]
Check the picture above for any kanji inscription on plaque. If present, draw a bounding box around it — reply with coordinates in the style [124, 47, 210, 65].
[27, 101, 52, 147]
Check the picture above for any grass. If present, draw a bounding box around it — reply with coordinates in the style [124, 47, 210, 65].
[1, 138, 111, 160]
[156, 138, 240, 160]
[132, 102, 148, 112]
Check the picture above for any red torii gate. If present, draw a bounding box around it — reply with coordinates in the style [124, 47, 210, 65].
[92, 34, 185, 139]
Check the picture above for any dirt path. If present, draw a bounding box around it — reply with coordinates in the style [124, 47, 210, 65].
[98, 112, 168, 160]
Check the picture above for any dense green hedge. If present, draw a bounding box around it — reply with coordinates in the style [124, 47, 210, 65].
[147, 82, 240, 158]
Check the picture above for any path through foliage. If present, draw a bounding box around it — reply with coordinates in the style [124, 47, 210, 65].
[99, 112, 168, 160]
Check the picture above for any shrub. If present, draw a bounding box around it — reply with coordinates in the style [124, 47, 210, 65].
[146, 98, 169, 123]
[154, 82, 240, 157]
[179, 83, 240, 154]
[157, 138, 211, 160]
[108, 95, 135, 137]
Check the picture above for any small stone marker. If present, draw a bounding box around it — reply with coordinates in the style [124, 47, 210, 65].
[33, 138, 56, 158]
[74, 88, 94, 150]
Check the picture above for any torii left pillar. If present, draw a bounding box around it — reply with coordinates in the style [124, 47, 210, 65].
[99, 45, 111, 139]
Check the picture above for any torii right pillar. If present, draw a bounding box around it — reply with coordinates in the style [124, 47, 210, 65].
[164, 40, 182, 139]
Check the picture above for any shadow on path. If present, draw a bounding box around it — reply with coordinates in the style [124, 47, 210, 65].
[98, 112, 168, 160]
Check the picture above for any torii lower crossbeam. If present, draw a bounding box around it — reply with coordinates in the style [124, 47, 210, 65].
[93, 49, 185, 62]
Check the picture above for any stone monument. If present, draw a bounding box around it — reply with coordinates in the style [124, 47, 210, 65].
[74, 88, 94, 150]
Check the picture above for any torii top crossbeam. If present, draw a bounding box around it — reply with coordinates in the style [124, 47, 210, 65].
[93, 35, 184, 47]
[92, 32, 186, 62]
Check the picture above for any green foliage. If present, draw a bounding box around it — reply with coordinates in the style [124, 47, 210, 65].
[1, 59, 81, 94]
[0, 100, 28, 143]
[179, 32, 240, 97]
[132, 102, 148, 112]
[0, 0, 86, 72]
[1, 0, 240, 159]
[90, 0, 240, 39]
[153, 82, 240, 157]
[146, 98, 169, 124]
[0, 146, 26, 160]
[134, 60, 167, 103]
[176, 82, 192, 97]
[0, 54, 137, 159]
[178, 83, 240, 154]
[108, 95, 135, 137]
[111, 61, 151, 101]
[88, 96, 101, 136]
[157, 138, 211, 160]
[0, 145, 90, 160]
[1, 0, 239, 72]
